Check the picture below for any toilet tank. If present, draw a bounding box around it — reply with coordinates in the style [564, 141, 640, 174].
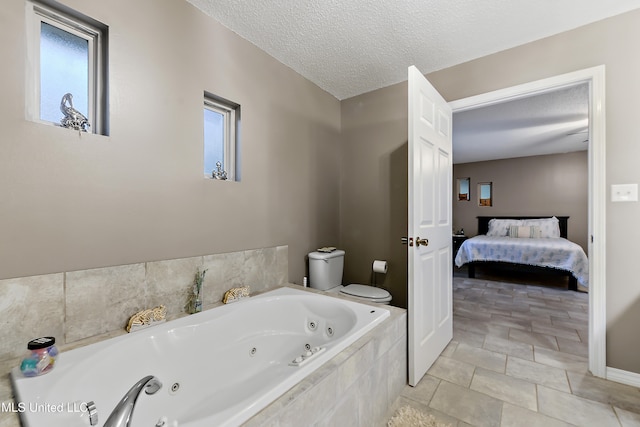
[308, 250, 345, 291]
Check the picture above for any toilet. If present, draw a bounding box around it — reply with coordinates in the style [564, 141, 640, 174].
[308, 250, 392, 304]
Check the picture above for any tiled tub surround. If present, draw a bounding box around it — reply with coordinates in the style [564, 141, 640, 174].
[0, 246, 288, 426]
[9, 287, 406, 427]
[1, 247, 407, 427]
[243, 293, 407, 427]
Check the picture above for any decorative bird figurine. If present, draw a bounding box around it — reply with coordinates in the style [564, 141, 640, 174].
[59, 92, 90, 132]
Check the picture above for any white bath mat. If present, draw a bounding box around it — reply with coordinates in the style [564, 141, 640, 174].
[387, 405, 452, 427]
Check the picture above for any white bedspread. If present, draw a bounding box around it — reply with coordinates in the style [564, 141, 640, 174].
[455, 235, 589, 287]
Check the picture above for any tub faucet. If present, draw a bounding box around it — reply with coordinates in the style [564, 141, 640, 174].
[104, 375, 162, 427]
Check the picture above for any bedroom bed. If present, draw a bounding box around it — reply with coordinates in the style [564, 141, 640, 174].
[454, 216, 588, 291]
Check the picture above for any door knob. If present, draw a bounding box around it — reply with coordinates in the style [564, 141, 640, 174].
[415, 237, 429, 247]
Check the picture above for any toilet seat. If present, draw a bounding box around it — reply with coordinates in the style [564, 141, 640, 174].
[340, 284, 392, 304]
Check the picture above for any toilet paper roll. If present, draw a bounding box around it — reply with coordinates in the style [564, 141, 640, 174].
[372, 260, 388, 274]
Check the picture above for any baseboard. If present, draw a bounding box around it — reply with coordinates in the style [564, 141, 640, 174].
[606, 367, 640, 388]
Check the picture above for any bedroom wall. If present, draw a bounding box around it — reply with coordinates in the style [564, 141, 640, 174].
[453, 152, 588, 251]
[340, 9, 640, 373]
[0, 0, 341, 283]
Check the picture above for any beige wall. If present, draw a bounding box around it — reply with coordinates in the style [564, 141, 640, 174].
[3, 0, 640, 375]
[341, 10, 640, 373]
[340, 84, 409, 308]
[0, 0, 340, 283]
[453, 152, 588, 251]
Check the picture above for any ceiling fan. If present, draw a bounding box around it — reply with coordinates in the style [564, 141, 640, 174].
[567, 129, 589, 143]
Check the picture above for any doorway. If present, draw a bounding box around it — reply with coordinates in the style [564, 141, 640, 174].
[448, 66, 606, 377]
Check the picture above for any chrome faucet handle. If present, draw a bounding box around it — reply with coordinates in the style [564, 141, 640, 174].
[86, 401, 98, 426]
[104, 375, 162, 427]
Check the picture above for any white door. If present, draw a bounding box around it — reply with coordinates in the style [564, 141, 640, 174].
[408, 65, 453, 386]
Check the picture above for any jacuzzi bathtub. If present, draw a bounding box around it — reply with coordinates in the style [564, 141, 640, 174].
[11, 286, 390, 427]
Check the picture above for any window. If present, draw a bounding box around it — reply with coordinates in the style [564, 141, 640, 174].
[204, 93, 240, 181]
[26, 1, 107, 134]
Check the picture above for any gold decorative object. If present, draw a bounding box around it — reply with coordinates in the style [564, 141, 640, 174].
[222, 286, 250, 304]
[126, 305, 166, 333]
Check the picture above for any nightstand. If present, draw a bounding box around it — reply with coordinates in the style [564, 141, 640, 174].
[452, 234, 468, 263]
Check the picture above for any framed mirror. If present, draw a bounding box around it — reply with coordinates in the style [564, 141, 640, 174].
[478, 182, 492, 206]
[457, 177, 470, 201]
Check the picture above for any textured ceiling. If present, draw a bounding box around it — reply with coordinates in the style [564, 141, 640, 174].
[453, 83, 589, 164]
[186, 0, 640, 100]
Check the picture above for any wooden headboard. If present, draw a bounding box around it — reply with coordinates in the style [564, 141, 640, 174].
[477, 216, 569, 239]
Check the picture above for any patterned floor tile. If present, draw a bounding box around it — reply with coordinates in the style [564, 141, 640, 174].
[470, 368, 537, 411]
[427, 356, 476, 387]
[387, 278, 640, 427]
[501, 403, 574, 427]
[430, 381, 503, 427]
[508, 328, 559, 350]
[538, 385, 620, 426]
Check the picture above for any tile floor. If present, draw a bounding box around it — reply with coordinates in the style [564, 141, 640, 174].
[388, 277, 640, 427]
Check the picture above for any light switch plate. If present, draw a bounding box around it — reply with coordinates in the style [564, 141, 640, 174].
[611, 184, 638, 202]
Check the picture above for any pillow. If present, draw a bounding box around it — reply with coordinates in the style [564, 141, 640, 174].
[521, 217, 560, 238]
[509, 225, 541, 238]
[486, 219, 522, 237]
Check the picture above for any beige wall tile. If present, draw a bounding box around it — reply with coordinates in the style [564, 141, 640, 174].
[241, 248, 270, 293]
[387, 336, 408, 401]
[317, 393, 359, 427]
[337, 339, 374, 394]
[275, 245, 289, 285]
[369, 353, 391, 424]
[145, 256, 203, 318]
[0, 274, 64, 360]
[355, 358, 379, 427]
[262, 245, 289, 287]
[202, 247, 289, 305]
[203, 251, 247, 304]
[65, 264, 147, 342]
[279, 371, 339, 427]
[373, 308, 406, 358]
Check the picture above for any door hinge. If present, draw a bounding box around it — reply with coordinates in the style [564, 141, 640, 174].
[401, 237, 414, 247]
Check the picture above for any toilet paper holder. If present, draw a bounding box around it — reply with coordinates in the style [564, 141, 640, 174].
[371, 260, 387, 286]
[372, 260, 388, 274]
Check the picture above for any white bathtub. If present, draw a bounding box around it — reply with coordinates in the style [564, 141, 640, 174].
[11, 286, 390, 427]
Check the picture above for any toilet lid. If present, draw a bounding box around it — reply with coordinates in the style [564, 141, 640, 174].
[341, 284, 390, 299]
